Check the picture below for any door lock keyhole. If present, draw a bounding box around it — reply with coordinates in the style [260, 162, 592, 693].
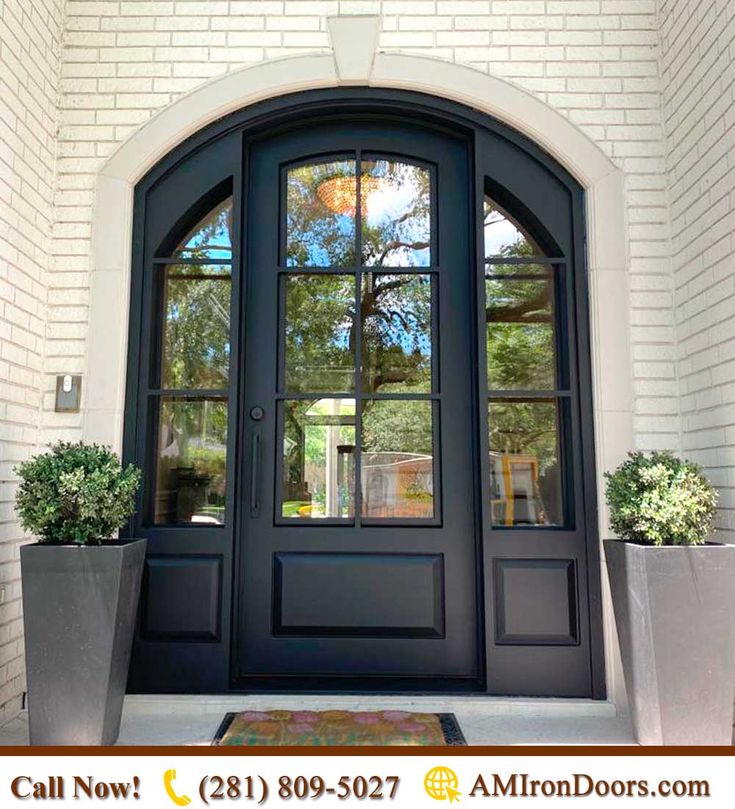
[250, 406, 265, 421]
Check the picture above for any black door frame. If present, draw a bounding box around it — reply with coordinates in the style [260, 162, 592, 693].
[123, 88, 605, 698]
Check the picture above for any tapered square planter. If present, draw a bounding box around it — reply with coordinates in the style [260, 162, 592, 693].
[605, 539, 735, 745]
[20, 539, 146, 746]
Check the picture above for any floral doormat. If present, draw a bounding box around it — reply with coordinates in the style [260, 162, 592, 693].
[212, 710, 466, 746]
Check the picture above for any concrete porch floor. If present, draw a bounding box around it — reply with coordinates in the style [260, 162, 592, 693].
[0, 695, 634, 746]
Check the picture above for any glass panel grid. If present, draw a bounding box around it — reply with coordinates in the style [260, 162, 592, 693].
[151, 195, 236, 527]
[284, 157, 434, 270]
[483, 192, 568, 528]
[279, 154, 438, 522]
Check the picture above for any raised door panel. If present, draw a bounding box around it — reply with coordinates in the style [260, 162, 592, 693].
[273, 552, 445, 638]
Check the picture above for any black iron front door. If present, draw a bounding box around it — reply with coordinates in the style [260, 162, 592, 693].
[235, 119, 482, 688]
[126, 90, 604, 698]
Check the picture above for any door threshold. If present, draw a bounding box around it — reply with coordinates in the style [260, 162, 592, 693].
[123, 693, 617, 719]
[230, 675, 484, 693]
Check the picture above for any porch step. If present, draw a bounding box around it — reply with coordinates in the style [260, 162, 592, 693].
[122, 694, 618, 719]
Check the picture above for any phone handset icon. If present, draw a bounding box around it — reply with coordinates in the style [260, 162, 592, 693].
[163, 769, 191, 807]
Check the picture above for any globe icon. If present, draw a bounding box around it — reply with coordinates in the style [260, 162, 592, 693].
[424, 766, 460, 801]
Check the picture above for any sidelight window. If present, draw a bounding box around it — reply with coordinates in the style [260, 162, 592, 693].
[484, 196, 566, 528]
[279, 156, 438, 522]
[150, 195, 234, 526]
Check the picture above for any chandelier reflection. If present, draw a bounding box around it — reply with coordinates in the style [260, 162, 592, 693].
[316, 174, 384, 217]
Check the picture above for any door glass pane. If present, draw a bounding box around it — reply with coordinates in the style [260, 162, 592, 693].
[282, 398, 356, 519]
[154, 397, 227, 525]
[161, 264, 231, 389]
[171, 197, 233, 260]
[361, 400, 435, 519]
[361, 159, 430, 267]
[361, 273, 433, 393]
[486, 275, 556, 390]
[484, 196, 542, 258]
[488, 400, 562, 526]
[286, 160, 357, 267]
[284, 274, 355, 393]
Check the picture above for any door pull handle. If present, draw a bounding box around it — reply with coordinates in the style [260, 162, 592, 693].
[250, 428, 261, 517]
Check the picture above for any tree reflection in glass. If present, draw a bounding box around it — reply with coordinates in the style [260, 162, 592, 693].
[161, 265, 231, 390]
[172, 197, 233, 260]
[286, 160, 357, 267]
[484, 195, 563, 526]
[484, 197, 543, 259]
[486, 273, 556, 390]
[361, 273, 432, 393]
[284, 275, 355, 393]
[154, 398, 228, 525]
[282, 398, 356, 519]
[361, 160, 430, 266]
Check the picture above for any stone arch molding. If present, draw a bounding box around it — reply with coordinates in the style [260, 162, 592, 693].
[85, 16, 632, 705]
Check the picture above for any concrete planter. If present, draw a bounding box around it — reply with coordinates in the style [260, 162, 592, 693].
[20, 539, 146, 746]
[605, 539, 735, 745]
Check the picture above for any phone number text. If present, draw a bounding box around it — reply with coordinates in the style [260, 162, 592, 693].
[199, 774, 401, 804]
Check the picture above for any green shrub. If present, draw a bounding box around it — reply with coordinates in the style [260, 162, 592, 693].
[604, 451, 717, 546]
[14, 442, 142, 545]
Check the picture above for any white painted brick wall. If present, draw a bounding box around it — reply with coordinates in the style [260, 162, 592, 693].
[659, 0, 735, 542]
[3, 0, 708, 722]
[0, 0, 65, 724]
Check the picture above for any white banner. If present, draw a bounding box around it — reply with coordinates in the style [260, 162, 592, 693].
[0, 754, 726, 807]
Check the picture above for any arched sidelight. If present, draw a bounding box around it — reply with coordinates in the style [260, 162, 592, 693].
[483, 199, 566, 529]
[153, 197, 233, 526]
[124, 90, 603, 697]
